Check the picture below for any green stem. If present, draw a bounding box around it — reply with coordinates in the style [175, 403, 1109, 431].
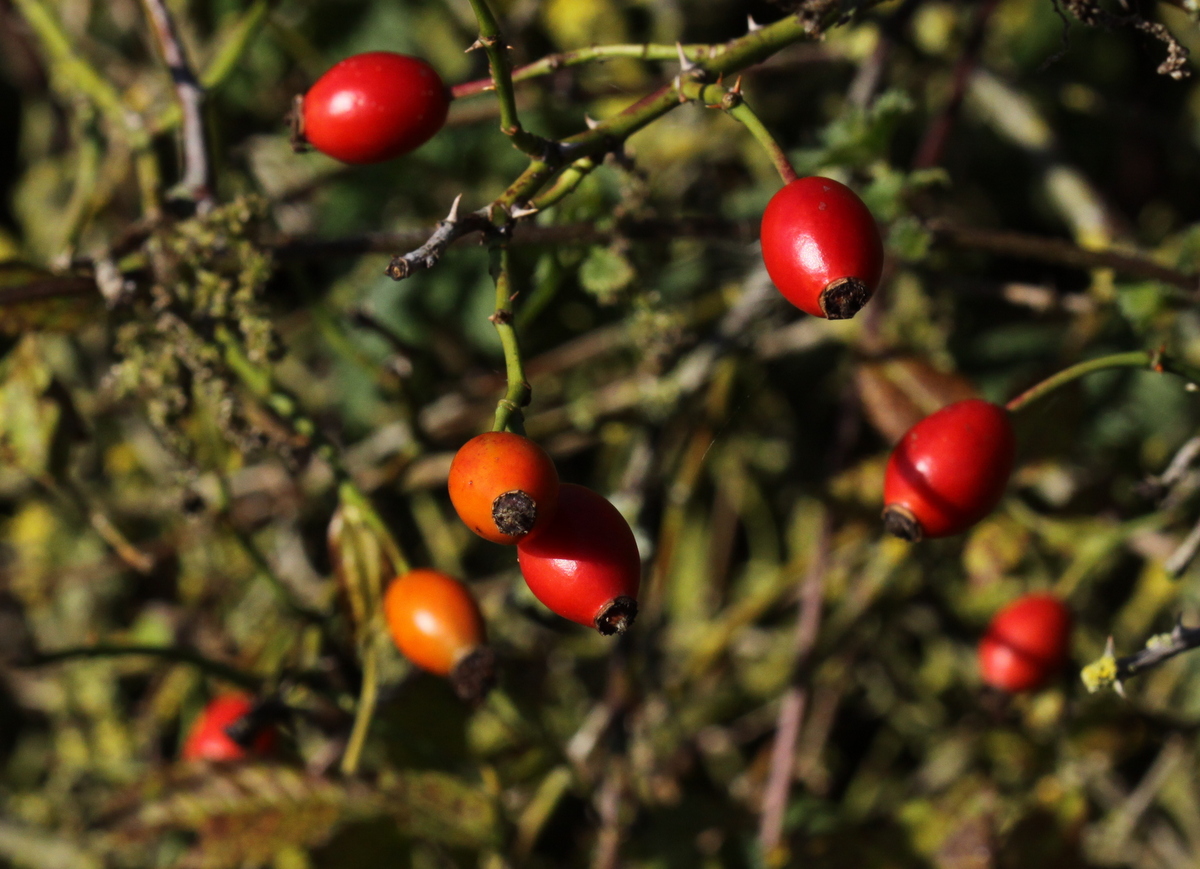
[202, 0, 272, 90]
[681, 79, 797, 183]
[452, 42, 718, 99]
[530, 157, 598, 210]
[57, 111, 103, 255]
[13, 0, 160, 214]
[26, 644, 261, 689]
[12, 0, 133, 131]
[214, 473, 330, 623]
[339, 481, 410, 576]
[1005, 350, 1200, 413]
[489, 245, 529, 434]
[466, 0, 550, 157]
[340, 631, 380, 776]
[215, 329, 408, 776]
[723, 90, 797, 184]
[215, 327, 409, 577]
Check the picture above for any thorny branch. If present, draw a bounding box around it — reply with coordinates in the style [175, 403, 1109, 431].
[385, 3, 880, 282]
[383, 195, 496, 280]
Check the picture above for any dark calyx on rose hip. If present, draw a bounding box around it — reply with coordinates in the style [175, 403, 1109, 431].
[448, 431, 559, 545]
[491, 490, 538, 538]
[759, 176, 884, 321]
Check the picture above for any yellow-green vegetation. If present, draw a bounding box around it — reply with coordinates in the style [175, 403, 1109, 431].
[2, 0, 1200, 868]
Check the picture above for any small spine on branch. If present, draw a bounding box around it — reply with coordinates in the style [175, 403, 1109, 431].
[1082, 619, 1200, 695]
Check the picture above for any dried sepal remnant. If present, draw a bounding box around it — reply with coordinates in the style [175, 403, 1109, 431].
[595, 595, 638, 636]
[1055, 0, 1190, 80]
[491, 489, 538, 537]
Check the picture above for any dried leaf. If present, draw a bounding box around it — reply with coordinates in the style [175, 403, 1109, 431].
[0, 263, 101, 335]
[855, 357, 977, 443]
[101, 765, 364, 868]
[380, 769, 502, 849]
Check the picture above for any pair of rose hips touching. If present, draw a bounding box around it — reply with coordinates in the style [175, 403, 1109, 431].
[377, 432, 640, 699]
[448, 431, 641, 634]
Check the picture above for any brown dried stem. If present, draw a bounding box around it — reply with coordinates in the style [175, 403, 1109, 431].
[139, 0, 214, 210]
[758, 516, 831, 865]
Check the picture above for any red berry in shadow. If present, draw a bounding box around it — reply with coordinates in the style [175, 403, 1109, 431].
[181, 693, 277, 762]
[979, 593, 1072, 692]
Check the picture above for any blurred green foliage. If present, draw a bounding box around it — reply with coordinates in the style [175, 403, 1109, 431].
[3, 0, 1200, 868]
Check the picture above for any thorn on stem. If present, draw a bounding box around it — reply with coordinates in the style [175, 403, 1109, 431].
[731, 74, 744, 95]
[748, 14, 764, 32]
[510, 204, 539, 219]
[676, 42, 697, 72]
[443, 194, 464, 225]
[466, 38, 484, 52]
[584, 114, 600, 129]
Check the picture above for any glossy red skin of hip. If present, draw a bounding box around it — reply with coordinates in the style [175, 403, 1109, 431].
[978, 593, 1072, 692]
[516, 484, 640, 629]
[302, 52, 449, 164]
[883, 399, 1015, 538]
[181, 693, 276, 762]
[759, 176, 884, 318]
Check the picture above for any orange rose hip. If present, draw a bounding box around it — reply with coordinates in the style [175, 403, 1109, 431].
[448, 431, 559, 544]
[383, 568, 495, 701]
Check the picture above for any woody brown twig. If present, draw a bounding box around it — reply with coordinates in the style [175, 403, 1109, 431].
[140, 0, 214, 211]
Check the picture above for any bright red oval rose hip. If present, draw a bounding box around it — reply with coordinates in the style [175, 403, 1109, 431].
[516, 483, 640, 634]
[760, 176, 884, 319]
[978, 593, 1071, 692]
[301, 52, 449, 164]
[181, 693, 277, 762]
[882, 399, 1015, 541]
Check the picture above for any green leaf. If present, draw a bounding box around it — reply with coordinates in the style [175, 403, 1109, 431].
[578, 246, 635, 304]
[887, 216, 934, 263]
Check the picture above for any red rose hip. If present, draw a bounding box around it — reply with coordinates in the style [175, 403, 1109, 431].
[181, 693, 277, 762]
[300, 52, 449, 164]
[760, 176, 884, 319]
[882, 399, 1015, 540]
[978, 593, 1071, 692]
[516, 484, 640, 634]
